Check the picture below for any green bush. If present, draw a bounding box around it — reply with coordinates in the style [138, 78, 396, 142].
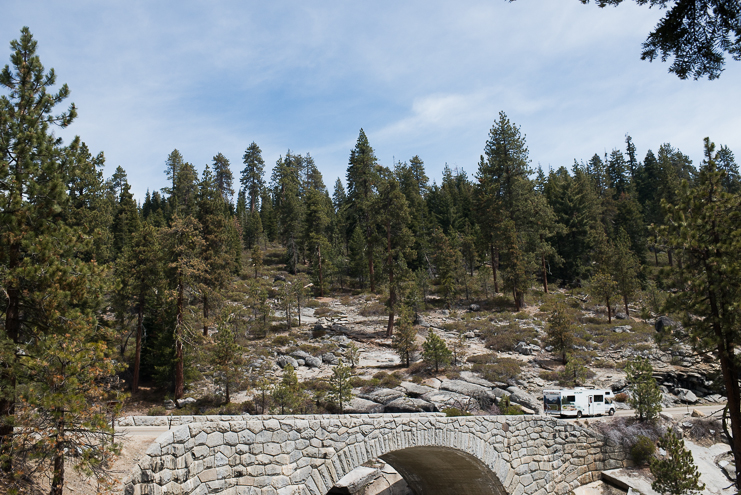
[498, 394, 524, 415]
[484, 323, 537, 353]
[631, 435, 656, 465]
[272, 335, 292, 346]
[359, 301, 386, 317]
[374, 371, 402, 389]
[466, 353, 496, 364]
[471, 358, 522, 383]
[442, 407, 472, 417]
[147, 406, 167, 416]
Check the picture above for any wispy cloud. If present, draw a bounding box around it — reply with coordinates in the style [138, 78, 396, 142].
[2, 0, 739, 198]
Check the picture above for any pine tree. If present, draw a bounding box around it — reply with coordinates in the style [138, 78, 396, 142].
[607, 148, 630, 197]
[163, 215, 206, 399]
[650, 429, 705, 495]
[303, 171, 333, 296]
[396, 158, 432, 271]
[376, 171, 414, 335]
[612, 229, 641, 316]
[431, 229, 460, 309]
[116, 222, 164, 394]
[272, 365, 302, 414]
[0, 28, 115, 486]
[660, 137, 741, 487]
[422, 330, 452, 372]
[272, 152, 304, 273]
[625, 134, 639, 180]
[198, 165, 237, 336]
[241, 142, 265, 213]
[589, 271, 619, 323]
[63, 140, 115, 263]
[111, 180, 140, 257]
[475, 111, 539, 301]
[625, 357, 662, 421]
[546, 302, 574, 364]
[212, 152, 234, 202]
[392, 306, 418, 367]
[260, 189, 277, 243]
[716, 144, 740, 194]
[251, 244, 263, 279]
[346, 129, 380, 292]
[327, 360, 353, 414]
[16, 333, 125, 495]
[543, 166, 603, 284]
[210, 311, 244, 404]
[109, 164, 128, 198]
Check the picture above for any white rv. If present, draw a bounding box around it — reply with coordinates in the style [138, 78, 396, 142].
[543, 388, 615, 418]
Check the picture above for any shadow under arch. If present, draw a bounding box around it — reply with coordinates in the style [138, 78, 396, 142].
[379, 446, 509, 495]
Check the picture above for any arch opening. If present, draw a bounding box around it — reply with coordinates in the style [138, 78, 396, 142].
[376, 446, 509, 495]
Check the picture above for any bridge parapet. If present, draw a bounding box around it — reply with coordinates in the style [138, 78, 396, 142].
[125, 414, 628, 495]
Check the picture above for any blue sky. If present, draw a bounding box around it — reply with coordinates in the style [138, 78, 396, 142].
[3, 1, 740, 201]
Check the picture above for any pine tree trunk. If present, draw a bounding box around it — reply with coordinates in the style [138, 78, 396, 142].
[606, 296, 612, 323]
[623, 295, 630, 317]
[175, 283, 185, 400]
[541, 252, 549, 294]
[297, 296, 302, 327]
[203, 295, 209, 336]
[654, 248, 659, 266]
[368, 244, 375, 293]
[132, 297, 144, 394]
[667, 248, 673, 267]
[318, 245, 324, 297]
[386, 221, 395, 337]
[50, 415, 65, 495]
[490, 244, 499, 294]
[225, 378, 230, 404]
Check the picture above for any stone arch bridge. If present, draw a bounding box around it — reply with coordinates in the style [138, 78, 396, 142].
[125, 413, 628, 495]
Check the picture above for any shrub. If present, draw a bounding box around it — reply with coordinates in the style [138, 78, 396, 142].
[442, 407, 472, 417]
[313, 307, 339, 317]
[272, 335, 292, 346]
[303, 378, 332, 393]
[311, 327, 326, 339]
[466, 353, 496, 365]
[359, 301, 387, 317]
[615, 392, 629, 402]
[484, 322, 537, 353]
[594, 416, 665, 450]
[631, 435, 656, 465]
[147, 406, 167, 416]
[374, 371, 402, 389]
[498, 394, 524, 415]
[471, 358, 522, 384]
[349, 376, 376, 388]
[407, 361, 429, 375]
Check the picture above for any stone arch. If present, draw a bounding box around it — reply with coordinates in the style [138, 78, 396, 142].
[310, 417, 514, 495]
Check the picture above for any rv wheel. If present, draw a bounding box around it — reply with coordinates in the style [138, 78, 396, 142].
[576, 411, 582, 418]
[608, 408, 615, 416]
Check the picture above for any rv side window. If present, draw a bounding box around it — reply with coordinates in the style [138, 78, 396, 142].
[594, 395, 604, 402]
[563, 395, 576, 405]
